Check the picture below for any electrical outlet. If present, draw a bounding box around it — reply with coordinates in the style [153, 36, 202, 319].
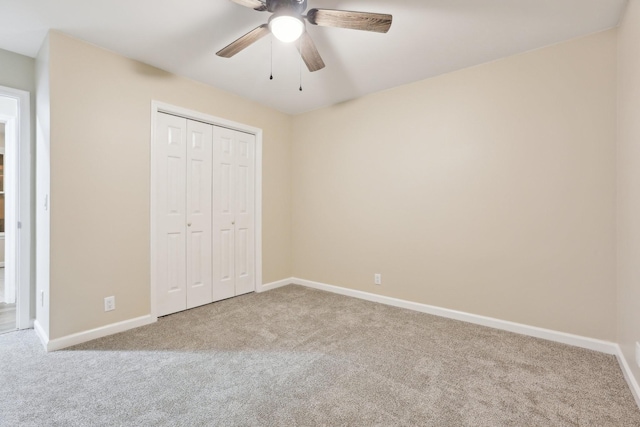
[374, 274, 382, 285]
[104, 296, 116, 312]
[636, 342, 640, 368]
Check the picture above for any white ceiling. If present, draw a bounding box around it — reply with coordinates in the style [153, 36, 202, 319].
[0, 0, 628, 114]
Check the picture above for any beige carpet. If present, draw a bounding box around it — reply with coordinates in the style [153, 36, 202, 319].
[1, 285, 638, 426]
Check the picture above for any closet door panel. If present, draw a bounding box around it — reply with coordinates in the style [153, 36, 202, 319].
[156, 113, 188, 316]
[186, 120, 213, 309]
[213, 127, 236, 301]
[234, 132, 255, 296]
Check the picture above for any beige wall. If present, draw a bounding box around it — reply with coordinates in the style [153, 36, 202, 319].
[292, 30, 617, 340]
[617, 0, 640, 389]
[47, 32, 292, 339]
[39, 26, 625, 346]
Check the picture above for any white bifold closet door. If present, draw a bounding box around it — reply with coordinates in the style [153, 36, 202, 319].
[156, 113, 213, 317]
[212, 126, 256, 301]
[156, 112, 256, 317]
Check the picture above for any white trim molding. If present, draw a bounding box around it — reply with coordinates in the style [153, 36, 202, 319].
[291, 278, 618, 355]
[258, 277, 294, 293]
[33, 319, 48, 350]
[615, 345, 640, 408]
[38, 315, 157, 352]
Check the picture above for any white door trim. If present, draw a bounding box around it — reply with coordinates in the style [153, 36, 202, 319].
[150, 101, 263, 319]
[0, 85, 32, 330]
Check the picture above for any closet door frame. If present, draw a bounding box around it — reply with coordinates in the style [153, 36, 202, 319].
[149, 101, 263, 319]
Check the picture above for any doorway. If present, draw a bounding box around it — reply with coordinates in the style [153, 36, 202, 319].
[0, 85, 32, 333]
[0, 122, 13, 333]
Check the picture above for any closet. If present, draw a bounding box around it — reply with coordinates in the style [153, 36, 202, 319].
[155, 112, 256, 317]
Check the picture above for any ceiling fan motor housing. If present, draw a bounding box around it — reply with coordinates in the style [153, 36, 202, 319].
[267, 0, 307, 14]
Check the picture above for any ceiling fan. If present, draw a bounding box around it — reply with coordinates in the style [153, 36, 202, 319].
[216, 0, 393, 72]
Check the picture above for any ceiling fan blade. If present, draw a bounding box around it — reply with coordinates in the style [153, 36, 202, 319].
[229, 0, 267, 12]
[297, 32, 325, 72]
[216, 24, 270, 58]
[306, 9, 392, 33]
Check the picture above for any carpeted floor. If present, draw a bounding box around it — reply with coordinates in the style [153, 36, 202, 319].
[1, 285, 639, 426]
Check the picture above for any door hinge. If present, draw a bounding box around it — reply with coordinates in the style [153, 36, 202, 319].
[17, 221, 22, 229]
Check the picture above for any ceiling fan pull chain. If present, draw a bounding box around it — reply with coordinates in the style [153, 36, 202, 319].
[299, 37, 303, 91]
[270, 35, 274, 80]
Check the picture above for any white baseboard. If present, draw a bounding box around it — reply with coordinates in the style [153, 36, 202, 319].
[44, 315, 157, 352]
[258, 277, 294, 293]
[615, 345, 640, 408]
[33, 319, 49, 350]
[292, 278, 618, 355]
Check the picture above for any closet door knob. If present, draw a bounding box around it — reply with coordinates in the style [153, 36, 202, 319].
[187, 222, 192, 227]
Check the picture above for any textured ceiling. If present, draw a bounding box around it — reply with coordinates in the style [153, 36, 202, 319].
[0, 0, 628, 114]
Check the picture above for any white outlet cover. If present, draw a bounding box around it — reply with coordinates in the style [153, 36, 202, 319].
[104, 296, 115, 312]
[636, 342, 640, 368]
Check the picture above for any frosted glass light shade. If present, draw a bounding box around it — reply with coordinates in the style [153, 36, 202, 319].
[269, 15, 304, 43]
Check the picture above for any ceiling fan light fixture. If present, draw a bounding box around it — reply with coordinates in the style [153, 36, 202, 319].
[268, 14, 304, 43]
